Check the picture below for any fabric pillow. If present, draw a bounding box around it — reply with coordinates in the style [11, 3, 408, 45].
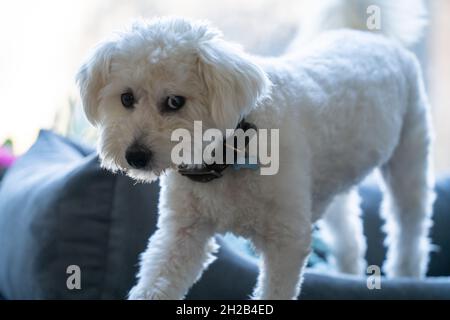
[0, 130, 158, 299]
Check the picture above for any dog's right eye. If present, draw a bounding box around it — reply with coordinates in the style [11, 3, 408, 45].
[121, 91, 135, 109]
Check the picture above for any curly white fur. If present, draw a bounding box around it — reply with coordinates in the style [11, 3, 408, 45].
[77, 0, 434, 299]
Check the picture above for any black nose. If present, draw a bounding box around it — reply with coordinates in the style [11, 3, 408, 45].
[125, 145, 152, 169]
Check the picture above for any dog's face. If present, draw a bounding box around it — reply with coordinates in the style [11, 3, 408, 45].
[77, 17, 270, 182]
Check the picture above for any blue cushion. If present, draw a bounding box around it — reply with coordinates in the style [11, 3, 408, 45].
[0, 130, 158, 299]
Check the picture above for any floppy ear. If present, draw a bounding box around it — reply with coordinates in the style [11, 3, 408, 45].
[76, 41, 116, 126]
[198, 39, 271, 131]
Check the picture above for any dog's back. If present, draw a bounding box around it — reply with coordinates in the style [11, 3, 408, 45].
[275, 0, 435, 278]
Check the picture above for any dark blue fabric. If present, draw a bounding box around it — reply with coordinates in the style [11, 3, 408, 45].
[0, 130, 450, 300]
[0, 130, 157, 299]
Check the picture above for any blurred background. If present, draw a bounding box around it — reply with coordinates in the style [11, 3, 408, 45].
[0, 0, 449, 173]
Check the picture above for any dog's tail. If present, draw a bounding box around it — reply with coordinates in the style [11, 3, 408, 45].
[294, 0, 427, 47]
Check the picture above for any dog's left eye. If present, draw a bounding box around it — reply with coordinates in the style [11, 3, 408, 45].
[121, 91, 135, 109]
[164, 95, 186, 111]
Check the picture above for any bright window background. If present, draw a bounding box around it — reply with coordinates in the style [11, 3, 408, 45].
[0, 0, 449, 173]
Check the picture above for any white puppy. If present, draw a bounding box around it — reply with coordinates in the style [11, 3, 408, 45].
[77, 0, 435, 299]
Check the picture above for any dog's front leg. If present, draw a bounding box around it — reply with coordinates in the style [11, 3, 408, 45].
[128, 218, 216, 300]
[252, 226, 312, 300]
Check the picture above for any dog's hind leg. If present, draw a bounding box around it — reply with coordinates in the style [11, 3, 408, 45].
[320, 188, 367, 275]
[380, 75, 435, 278]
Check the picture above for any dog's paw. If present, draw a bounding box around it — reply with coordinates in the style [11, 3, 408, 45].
[128, 285, 172, 300]
[383, 261, 424, 279]
[128, 285, 148, 300]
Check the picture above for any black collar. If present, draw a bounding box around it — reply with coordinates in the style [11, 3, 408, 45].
[178, 119, 257, 183]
